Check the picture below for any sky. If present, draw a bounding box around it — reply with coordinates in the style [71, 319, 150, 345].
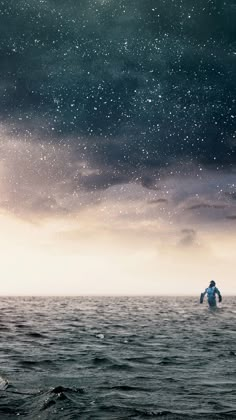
[0, 0, 235, 295]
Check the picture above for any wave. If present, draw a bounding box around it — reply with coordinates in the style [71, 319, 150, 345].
[0, 376, 8, 391]
[0, 296, 236, 419]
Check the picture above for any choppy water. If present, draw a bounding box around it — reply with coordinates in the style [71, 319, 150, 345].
[0, 296, 236, 419]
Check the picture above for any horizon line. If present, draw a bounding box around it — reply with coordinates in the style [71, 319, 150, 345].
[0, 294, 235, 298]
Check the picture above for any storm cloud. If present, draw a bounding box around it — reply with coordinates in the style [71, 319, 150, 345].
[0, 0, 236, 238]
[0, 0, 235, 186]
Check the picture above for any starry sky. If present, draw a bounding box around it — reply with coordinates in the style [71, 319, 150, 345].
[0, 0, 236, 295]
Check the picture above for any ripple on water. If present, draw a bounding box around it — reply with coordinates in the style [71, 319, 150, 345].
[0, 296, 235, 419]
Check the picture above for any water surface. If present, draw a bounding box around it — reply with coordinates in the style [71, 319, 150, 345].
[0, 296, 235, 419]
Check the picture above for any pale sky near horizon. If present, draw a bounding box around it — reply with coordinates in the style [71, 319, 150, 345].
[0, 170, 235, 295]
[0, 1, 235, 295]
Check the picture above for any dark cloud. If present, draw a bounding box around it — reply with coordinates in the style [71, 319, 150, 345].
[178, 228, 197, 247]
[0, 0, 236, 189]
[225, 191, 236, 200]
[147, 198, 168, 204]
[187, 203, 227, 211]
[140, 174, 161, 190]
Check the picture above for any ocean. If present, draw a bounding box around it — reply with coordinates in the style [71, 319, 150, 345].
[0, 296, 235, 419]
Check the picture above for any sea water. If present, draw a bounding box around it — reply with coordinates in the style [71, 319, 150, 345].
[0, 296, 235, 419]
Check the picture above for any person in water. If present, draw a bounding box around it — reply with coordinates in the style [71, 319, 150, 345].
[200, 280, 222, 307]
